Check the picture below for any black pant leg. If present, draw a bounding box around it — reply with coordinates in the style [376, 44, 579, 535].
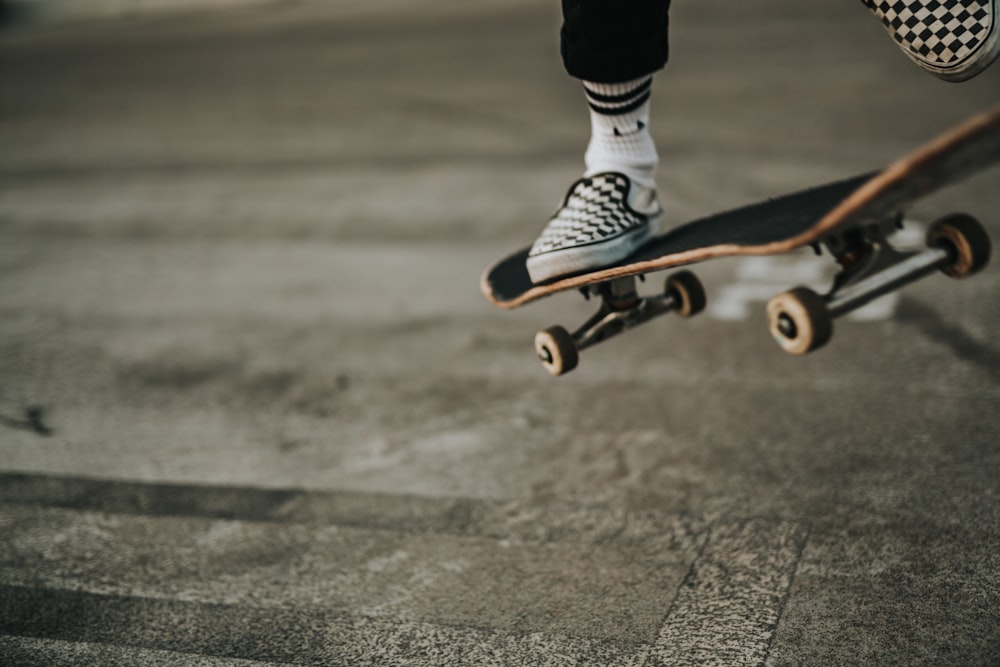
[560, 0, 672, 82]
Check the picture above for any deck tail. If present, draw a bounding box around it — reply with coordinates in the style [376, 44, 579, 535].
[806, 104, 1000, 242]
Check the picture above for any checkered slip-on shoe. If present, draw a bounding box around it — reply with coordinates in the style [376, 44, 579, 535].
[863, 0, 999, 81]
[526, 172, 664, 284]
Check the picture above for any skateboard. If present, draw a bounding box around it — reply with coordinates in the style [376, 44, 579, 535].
[481, 104, 999, 375]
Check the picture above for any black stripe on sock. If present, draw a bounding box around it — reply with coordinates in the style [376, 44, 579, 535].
[583, 77, 652, 105]
[586, 90, 651, 116]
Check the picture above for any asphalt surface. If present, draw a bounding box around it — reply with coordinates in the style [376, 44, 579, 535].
[1, 1, 999, 665]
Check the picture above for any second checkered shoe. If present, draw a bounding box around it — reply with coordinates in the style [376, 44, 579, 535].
[863, 0, 999, 81]
[526, 172, 664, 284]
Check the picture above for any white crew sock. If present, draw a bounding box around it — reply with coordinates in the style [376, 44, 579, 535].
[582, 76, 658, 190]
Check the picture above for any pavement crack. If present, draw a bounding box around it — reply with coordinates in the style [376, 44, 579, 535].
[762, 521, 812, 667]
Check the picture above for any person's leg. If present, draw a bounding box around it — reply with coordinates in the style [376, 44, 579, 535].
[559, 0, 671, 83]
[861, 0, 998, 82]
[527, 0, 671, 284]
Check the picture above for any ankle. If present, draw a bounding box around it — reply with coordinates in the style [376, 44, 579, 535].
[582, 75, 659, 189]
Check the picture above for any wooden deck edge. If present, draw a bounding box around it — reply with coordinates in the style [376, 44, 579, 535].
[482, 103, 1000, 310]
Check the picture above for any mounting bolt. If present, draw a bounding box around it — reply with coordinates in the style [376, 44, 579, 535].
[778, 314, 798, 340]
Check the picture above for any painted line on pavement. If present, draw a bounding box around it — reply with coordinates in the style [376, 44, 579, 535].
[0, 587, 643, 667]
[1, 474, 808, 666]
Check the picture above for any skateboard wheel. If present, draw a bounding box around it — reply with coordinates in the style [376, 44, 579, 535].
[534, 326, 578, 376]
[664, 271, 707, 318]
[766, 287, 832, 355]
[927, 213, 991, 279]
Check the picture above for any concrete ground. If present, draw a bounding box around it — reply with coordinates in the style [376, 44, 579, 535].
[1, 1, 999, 664]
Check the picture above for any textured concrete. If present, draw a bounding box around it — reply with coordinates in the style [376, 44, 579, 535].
[1, 0, 999, 664]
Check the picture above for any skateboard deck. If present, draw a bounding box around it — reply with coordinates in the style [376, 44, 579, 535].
[482, 104, 1000, 310]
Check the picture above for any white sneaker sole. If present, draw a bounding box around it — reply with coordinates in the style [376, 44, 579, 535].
[526, 209, 664, 284]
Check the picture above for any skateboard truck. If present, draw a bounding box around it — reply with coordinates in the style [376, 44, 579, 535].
[767, 212, 992, 355]
[534, 271, 706, 376]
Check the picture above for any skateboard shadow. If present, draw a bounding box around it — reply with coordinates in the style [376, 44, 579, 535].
[896, 296, 1000, 386]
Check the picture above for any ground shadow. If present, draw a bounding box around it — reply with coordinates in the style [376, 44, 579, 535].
[896, 295, 1000, 386]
